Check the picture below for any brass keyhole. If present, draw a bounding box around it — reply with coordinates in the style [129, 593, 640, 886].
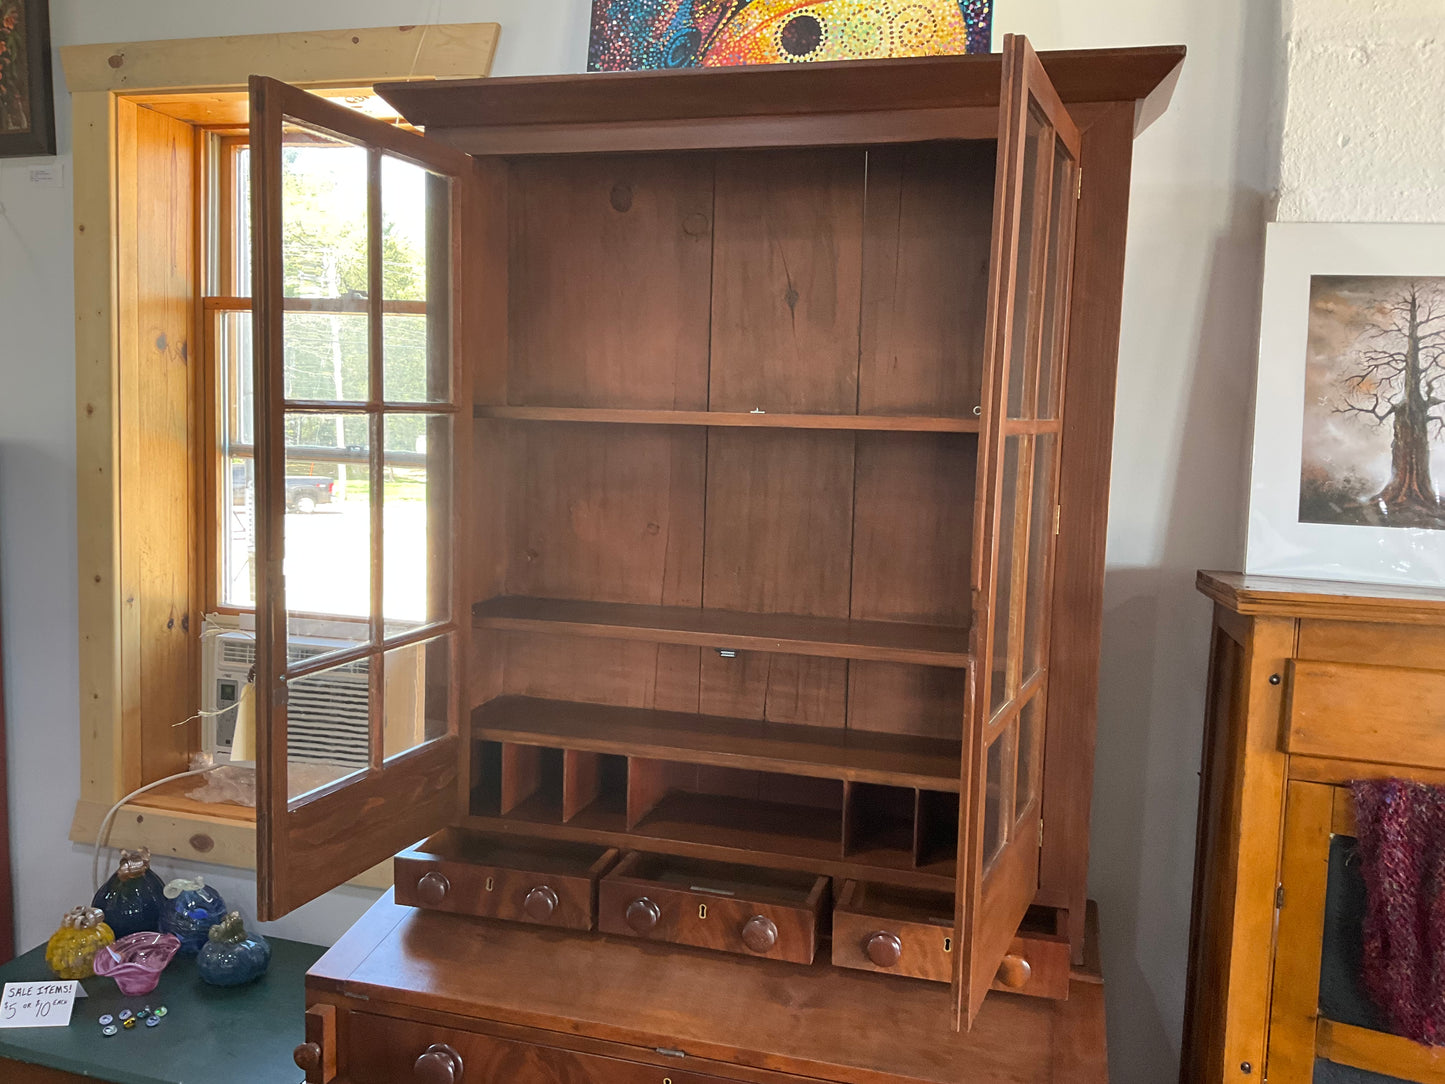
[698, 903, 708, 919]
[485, 876, 495, 892]
[944, 936, 953, 953]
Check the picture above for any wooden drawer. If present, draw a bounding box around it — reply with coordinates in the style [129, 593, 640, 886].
[598, 853, 828, 964]
[344, 1012, 735, 1083]
[394, 829, 617, 931]
[1285, 659, 1445, 769]
[832, 880, 954, 983]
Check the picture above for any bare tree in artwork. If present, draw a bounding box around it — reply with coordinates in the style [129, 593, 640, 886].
[1310, 280, 1445, 528]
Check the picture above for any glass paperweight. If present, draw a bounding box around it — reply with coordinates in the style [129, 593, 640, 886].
[196, 912, 271, 987]
[92, 848, 167, 938]
[92, 931, 180, 996]
[159, 876, 228, 956]
[45, 906, 115, 980]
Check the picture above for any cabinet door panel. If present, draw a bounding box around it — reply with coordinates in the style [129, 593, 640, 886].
[958, 35, 1081, 1028]
[250, 77, 478, 918]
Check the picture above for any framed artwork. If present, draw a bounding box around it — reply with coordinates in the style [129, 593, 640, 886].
[1247, 223, 1445, 586]
[588, 1, 991, 72]
[0, 0, 54, 158]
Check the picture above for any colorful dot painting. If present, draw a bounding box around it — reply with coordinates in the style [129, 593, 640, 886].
[587, 1, 992, 72]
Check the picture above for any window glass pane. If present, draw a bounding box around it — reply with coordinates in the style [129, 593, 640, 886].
[219, 309, 256, 608]
[1036, 143, 1076, 420]
[283, 411, 370, 650]
[283, 311, 368, 401]
[1014, 694, 1042, 821]
[285, 652, 370, 804]
[983, 722, 1017, 871]
[232, 145, 252, 298]
[990, 436, 1024, 716]
[1022, 432, 1056, 684]
[383, 414, 451, 636]
[383, 634, 452, 759]
[381, 156, 451, 403]
[281, 131, 369, 301]
[1006, 105, 1046, 420]
[280, 128, 370, 401]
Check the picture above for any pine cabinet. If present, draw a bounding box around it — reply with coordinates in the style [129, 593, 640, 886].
[250, 37, 1182, 1082]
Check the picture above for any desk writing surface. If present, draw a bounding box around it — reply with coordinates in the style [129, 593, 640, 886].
[0, 937, 322, 1083]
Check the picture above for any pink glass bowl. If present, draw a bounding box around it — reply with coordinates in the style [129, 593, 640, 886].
[92, 931, 180, 995]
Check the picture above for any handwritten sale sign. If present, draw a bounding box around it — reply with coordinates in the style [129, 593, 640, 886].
[0, 981, 79, 1028]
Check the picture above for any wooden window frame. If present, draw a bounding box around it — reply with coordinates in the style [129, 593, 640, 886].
[63, 24, 498, 878]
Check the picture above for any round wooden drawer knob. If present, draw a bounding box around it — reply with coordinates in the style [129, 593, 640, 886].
[865, 931, 903, 968]
[416, 871, 450, 907]
[294, 1042, 321, 1073]
[626, 896, 661, 934]
[741, 914, 778, 954]
[524, 885, 559, 922]
[414, 1042, 464, 1083]
[996, 954, 1032, 989]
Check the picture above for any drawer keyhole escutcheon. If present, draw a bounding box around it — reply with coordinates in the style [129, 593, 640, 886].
[627, 896, 662, 934]
[485, 876, 495, 892]
[414, 1042, 464, 1083]
[524, 885, 558, 922]
[944, 936, 953, 953]
[417, 872, 450, 907]
[865, 931, 903, 968]
[698, 903, 708, 920]
[741, 914, 778, 954]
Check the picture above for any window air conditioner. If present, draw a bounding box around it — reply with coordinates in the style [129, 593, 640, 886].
[201, 628, 370, 770]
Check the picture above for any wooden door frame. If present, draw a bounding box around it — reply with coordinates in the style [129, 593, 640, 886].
[61, 24, 498, 876]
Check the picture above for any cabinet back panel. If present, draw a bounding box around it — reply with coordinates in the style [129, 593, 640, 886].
[702, 429, 855, 618]
[505, 424, 705, 606]
[848, 661, 967, 740]
[709, 148, 866, 414]
[507, 154, 714, 409]
[698, 651, 849, 727]
[498, 633, 702, 712]
[851, 433, 975, 625]
[860, 142, 995, 417]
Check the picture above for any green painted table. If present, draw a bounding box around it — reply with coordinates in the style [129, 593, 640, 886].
[0, 937, 323, 1083]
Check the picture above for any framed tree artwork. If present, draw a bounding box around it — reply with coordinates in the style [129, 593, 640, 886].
[0, 0, 54, 157]
[1247, 223, 1445, 586]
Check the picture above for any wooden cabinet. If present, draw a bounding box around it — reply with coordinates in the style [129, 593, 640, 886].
[247, 37, 1182, 1082]
[1183, 571, 1445, 1084]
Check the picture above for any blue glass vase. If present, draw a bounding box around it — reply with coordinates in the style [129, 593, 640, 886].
[197, 912, 271, 987]
[159, 876, 228, 956]
[92, 849, 166, 939]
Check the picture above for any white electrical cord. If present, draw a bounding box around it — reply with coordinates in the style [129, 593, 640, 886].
[91, 765, 221, 893]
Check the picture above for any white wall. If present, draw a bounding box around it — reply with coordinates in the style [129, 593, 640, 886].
[0, 3, 1281, 1080]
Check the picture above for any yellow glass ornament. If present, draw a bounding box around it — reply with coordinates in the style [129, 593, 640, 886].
[46, 905, 116, 979]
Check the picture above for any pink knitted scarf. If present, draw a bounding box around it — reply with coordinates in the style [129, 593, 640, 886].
[1352, 777, 1445, 1045]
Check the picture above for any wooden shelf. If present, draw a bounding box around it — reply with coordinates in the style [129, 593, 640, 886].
[463, 801, 957, 893]
[474, 405, 981, 433]
[472, 597, 973, 669]
[473, 696, 962, 791]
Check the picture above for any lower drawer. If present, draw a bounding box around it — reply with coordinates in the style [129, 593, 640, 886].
[345, 1012, 734, 1083]
[599, 853, 828, 964]
[831, 880, 954, 983]
[394, 829, 617, 931]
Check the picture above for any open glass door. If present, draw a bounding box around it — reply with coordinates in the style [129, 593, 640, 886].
[958, 35, 1082, 1026]
[249, 76, 477, 919]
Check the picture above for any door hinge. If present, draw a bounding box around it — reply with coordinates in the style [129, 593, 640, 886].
[1075, 168, 1083, 200]
[1276, 884, 1285, 909]
[1054, 504, 1061, 536]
